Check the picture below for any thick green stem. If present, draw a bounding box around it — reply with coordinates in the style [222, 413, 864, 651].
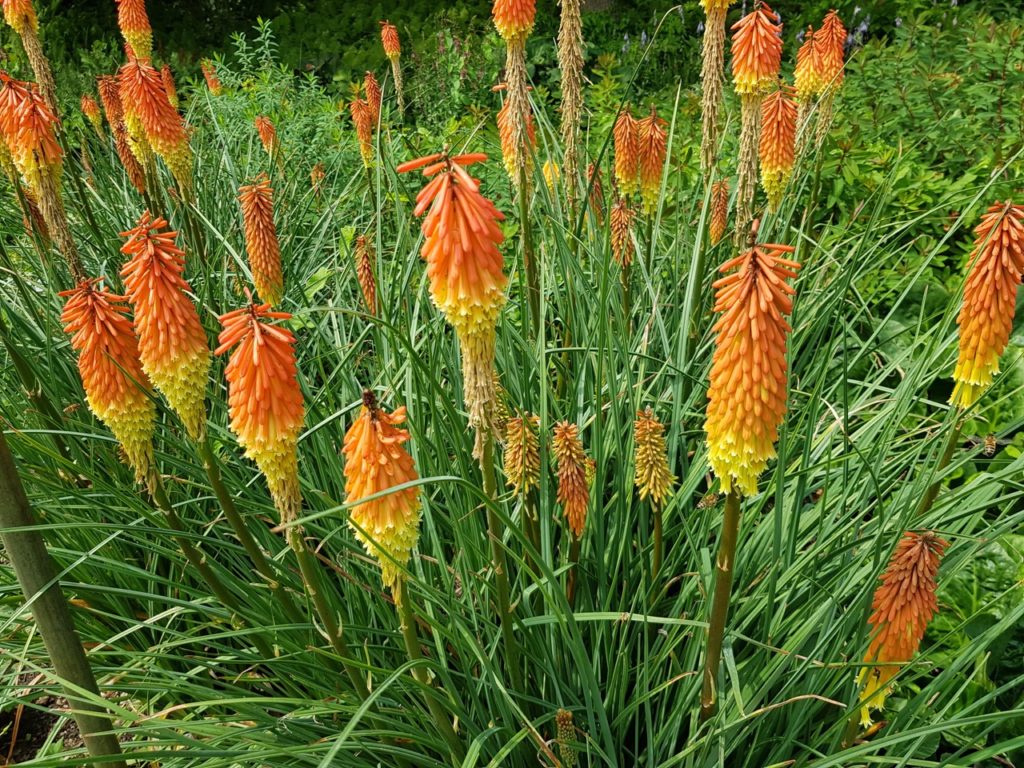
[0, 431, 127, 768]
[914, 416, 963, 520]
[700, 489, 742, 722]
[196, 436, 306, 625]
[286, 526, 371, 701]
[480, 433, 522, 690]
[566, 532, 582, 608]
[395, 578, 465, 762]
[621, 261, 632, 335]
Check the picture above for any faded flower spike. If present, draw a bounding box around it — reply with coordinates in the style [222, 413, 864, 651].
[704, 242, 800, 496]
[858, 531, 948, 727]
[504, 411, 540, 494]
[201, 59, 222, 96]
[342, 392, 423, 590]
[759, 85, 797, 211]
[119, 211, 211, 440]
[238, 174, 285, 306]
[633, 407, 675, 507]
[950, 201, 1024, 408]
[553, 421, 590, 538]
[60, 279, 155, 484]
[613, 107, 640, 197]
[496, 83, 537, 182]
[698, 0, 732, 180]
[398, 152, 508, 453]
[97, 74, 145, 194]
[216, 302, 304, 523]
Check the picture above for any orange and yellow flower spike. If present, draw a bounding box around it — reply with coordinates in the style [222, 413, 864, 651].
[81, 94, 104, 136]
[118, 55, 192, 194]
[818, 9, 847, 92]
[633, 407, 675, 507]
[379, 21, 404, 115]
[115, 0, 152, 61]
[354, 234, 377, 316]
[492, 0, 535, 190]
[2, 0, 36, 35]
[636, 105, 667, 215]
[950, 201, 1024, 408]
[238, 174, 285, 307]
[60, 279, 155, 483]
[119, 211, 211, 439]
[364, 71, 381, 125]
[794, 26, 824, 102]
[610, 196, 634, 268]
[704, 241, 799, 496]
[215, 302, 304, 523]
[398, 152, 508, 452]
[613, 107, 640, 197]
[201, 59, 222, 96]
[349, 97, 373, 167]
[553, 421, 590, 538]
[492, 0, 536, 45]
[0, 74, 61, 194]
[858, 531, 947, 727]
[342, 392, 422, 589]
[495, 83, 537, 182]
[254, 115, 278, 157]
[160, 64, 178, 110]
[759, 85, 797, 211]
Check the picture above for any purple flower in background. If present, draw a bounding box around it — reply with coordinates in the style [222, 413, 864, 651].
[641, 30, 648, 46]
[697, 21, 705, 35]
[895, 16, 902, 27]
[622, 32, 630, 53]
[796, 27, 805, 42]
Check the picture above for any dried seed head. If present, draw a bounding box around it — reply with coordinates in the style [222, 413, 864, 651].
[709, 178, 730, 245]
[354, 234, 377, 316]
[555, 709, 577, 768]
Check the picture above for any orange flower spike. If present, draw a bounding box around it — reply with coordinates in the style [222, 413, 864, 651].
[216, 303, 304, 523]
[0, 77, 62, 194]
[553, 421, 590, 538]
[118, 56, 192, 189]
[613, 107, 640, 196]
[858, 531, 948, 727]
[364, 71, 381, 125]
[401, 152, 508, 446]
[60, 279, 155, 483]
[492, 0, 536, 45]
[2, 0, 37, 36]
[704, 243, 800, 496]
[380, 20, 401, 60]
[342, 393, 422, 589]
[636, 106, 667, 215]
[161, 64, 178, 110]
[354, 235, 377, 315]
[119, 211, 211, 439]
[759, 86, 797, 210]
[819, 10, 847, 91]
[81, 94, 103, 134]
[254, 115, 278, 156]
[731, 3, 783, 95]
[238, 175, 285, 307]
[115, 0, 152, 60]
[610, 197, 634, 268]
[201, 59, 222, 95]
[350, 97, 373, 167]
[794, 26, 824, 102]
[951, 201, 1024, 408]
[709, 178, 730, 245]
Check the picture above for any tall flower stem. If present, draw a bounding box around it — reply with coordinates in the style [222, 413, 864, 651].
[621, 261, 633, 334]
[518, 164, 540, 337]
[481, 432, 522, 689]
[195, 435, 306, 625]
[914, 413, 963, 520]
[0, 432, 127, 768]
[395, 578, 465, 761]
[700, 488, 742, 721]
[566, 533, 582, 608]
[285, 526, 371, 701]
[652, 500, 664, 585]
